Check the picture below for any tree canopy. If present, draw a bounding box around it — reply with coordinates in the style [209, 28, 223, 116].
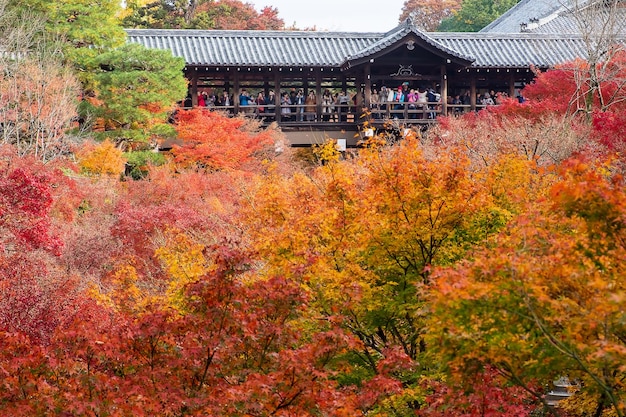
[399, 0, 462, 31]
[0, 61, 626, 413]
[1, 0, 626, 415]
[400, 0, 522, 32]
[438, 0, 521, 31]
[122, 0, 284, 30]
[84, 43, 187, 146]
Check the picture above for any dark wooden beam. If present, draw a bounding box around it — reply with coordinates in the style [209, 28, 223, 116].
[191, 69, 199, 107]
[440, 64, 448, 116]
[274, 71, 282, 123]
[364, 63, 372, 110]
[470, 74, 476, 111]
[315, 70, 322, 122]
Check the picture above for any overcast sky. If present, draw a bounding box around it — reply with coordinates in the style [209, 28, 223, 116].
[246, 0, 407, 32]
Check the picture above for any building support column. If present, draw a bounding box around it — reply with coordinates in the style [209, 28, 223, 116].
[223, 73, 231, 97]
[274, 71, 282, 123]
[364, 63, 372, 112]
[354, 72, 363, 123]
[440, 64, 448, 116]
[233, 71, 240, 115]
[263, 77, 270, 97]
[191, 69, 199, 107]
[470, 73, 477, 112]
[315, 70, 322, 122]
[509, 71, 516, 98]
[339, 75, 348, 122]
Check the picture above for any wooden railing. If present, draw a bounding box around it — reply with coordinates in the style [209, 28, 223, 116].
[183, 101, 495, 125]
[370, 101, 442, 121]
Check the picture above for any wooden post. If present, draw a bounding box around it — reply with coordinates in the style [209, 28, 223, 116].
[302, 73, 308, 122]
[440, 64, 448, 116]
[340, 75, 348, 122]
[509, 71, 516, 98]
[303, 73, 308, 95]
[274, 71, 281, 123]
[364, 63, 372, 110]
[224, 75, 231, 100]
[315, 70, 322, 122]
[355, 74, 363, 108]
[470, 73, 477, 111]
[233, 71, 240, 115]
[191, 69, 199, 107]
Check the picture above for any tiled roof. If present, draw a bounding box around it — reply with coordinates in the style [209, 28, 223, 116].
[479, 0, 626, 35]
[528, 8, 626, 35]
[343, 19, 474, 66]
[480, 0, 566, 33]
[125, 24, 601, 70]
[432, 33, 589, 68]
[126, 29, 379, 67]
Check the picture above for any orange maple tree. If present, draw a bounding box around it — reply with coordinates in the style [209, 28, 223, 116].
[429, 158, 626, 416]
[172, 108, 278, 172]
[400, 0, 462, 31]
[241, 137, 543, 413]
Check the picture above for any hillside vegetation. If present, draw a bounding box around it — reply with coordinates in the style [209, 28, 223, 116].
[1, 0, 626, 416]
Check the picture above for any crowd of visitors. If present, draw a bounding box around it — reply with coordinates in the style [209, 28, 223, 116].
[185, 83, 514, 122]
[186, 87, 360, 122]
[445, 89, 510, 115]
[370, 83, 441, 119]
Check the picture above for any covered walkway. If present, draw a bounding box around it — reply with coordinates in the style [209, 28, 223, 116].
[126, 17, 593, 144]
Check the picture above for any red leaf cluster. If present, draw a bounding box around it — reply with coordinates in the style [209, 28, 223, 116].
[172, 108, 276, 172]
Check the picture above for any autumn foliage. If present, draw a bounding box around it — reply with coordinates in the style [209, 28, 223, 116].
[122, 0, 284, 30]
[172, 108, 278, 172]
[400, 0, 462, 31]
[4, 48, 626, 417]
[77, 139, 126, 177]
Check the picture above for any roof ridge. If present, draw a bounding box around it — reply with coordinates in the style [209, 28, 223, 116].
[480, 0, 532, 32]
[126, 29, 603, 69]
[430, 31, 585, 39]
[343, 21, 474, 68]
[124, 28, 384, 37]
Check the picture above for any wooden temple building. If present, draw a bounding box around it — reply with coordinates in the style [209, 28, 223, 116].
[126, 0, 626, 146]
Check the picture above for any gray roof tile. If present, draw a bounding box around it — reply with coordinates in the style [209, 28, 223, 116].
[126, 23, 616, 71]
[344, 19, 475, 64]
[529, 8, 626, 35]
[126, 29, 380, 67]
[479, 0, 626, 35]
[432, 33, 590, 67]
[480, 0, 566, 33]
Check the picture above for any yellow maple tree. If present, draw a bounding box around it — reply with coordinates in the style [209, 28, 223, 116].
[78, 140, 126, 177]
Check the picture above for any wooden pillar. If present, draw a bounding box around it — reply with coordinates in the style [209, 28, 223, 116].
[440, 64, 448, 116]
[302, 73, 308, 122]
[341, 75, 348, 122]
[191, 69, 199, 107]
[509, 71, 516, 98]
[224, 75, 231, 98]
[364, 64, 372, 110]
[233, 71, 240, 115]
[315, 70, 322, 122]
[470, 73, 477, 111]
[354, 74, 362, 106]
[274, 71, 282, 123]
